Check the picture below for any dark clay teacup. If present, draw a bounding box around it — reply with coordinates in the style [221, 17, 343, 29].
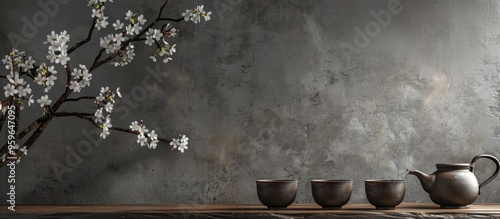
[256, 180, 298, 209]
[311, 180, 353, 209]
[365, 180, 406, 210]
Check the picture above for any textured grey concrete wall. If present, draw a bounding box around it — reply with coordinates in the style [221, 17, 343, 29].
[1, 0, 500, 205]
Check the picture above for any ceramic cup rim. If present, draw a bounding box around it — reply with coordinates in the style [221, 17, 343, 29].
[311, 179, 353, 183]
[365, 179, 406, 183]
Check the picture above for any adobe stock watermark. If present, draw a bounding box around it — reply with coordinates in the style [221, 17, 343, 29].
[7, 0, 70, 48]
[51, 64, 170, 182]
[6, 105, 17, 212]
[339, 0, 407, 64]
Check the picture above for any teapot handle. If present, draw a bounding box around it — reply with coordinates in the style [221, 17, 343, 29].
[470, 154, 500, 194]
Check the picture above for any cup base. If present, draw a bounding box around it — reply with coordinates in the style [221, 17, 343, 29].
[267, 207, 288, 210]
[440, 205, 466, 209]
[322, 206, 341, 210]
[375, 206, 395, 210]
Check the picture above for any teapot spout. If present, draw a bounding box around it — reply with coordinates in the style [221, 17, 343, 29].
[408, 170, 435, 193]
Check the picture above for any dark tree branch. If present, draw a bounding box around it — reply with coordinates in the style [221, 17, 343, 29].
[93, 48, 106, 67]
[68, 18, 98, 54]
[158, 17, 184, 22]
[64, 64, 72, 94]
[17, 116, 48, 141]
[65, 96, 95, 102]
[0, 111, 51, 167]
[54, 112, 93, 118]
[22, 116, 51, 149]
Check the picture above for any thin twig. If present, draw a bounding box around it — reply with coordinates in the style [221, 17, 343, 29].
[54, 112, 93, 118]
[64, 64, 72, 94]
[53, 112, 172, 142]
[65, 96, 96, 102]
[158, 17, 184, 22]
[68, 18, 98, 54]
[92, 48, 106, 67]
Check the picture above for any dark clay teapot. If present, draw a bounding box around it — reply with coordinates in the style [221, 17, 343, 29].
[409, 154, 500, 208]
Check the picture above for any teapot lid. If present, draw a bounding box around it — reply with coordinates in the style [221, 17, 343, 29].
[436, 163, 470, 170]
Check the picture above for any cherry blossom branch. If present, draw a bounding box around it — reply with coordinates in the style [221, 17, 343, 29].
[89, 0, 182, 71]
[53, 112, 172, 142]
[110, 126, 171, 142]
[88, 15, 183, 71]
[24, 0, 176, 152]
[0, 0, 204, 167]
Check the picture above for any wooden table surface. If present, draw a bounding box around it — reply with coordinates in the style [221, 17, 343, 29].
[1, 203, 500, 218]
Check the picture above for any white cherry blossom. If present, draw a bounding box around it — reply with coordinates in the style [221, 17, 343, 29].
[37, 95, 52, 107]
[27, 95, 34, 106]
[182, 9, 192, 21]
[125, 10, 135, 21]
[4, 84, 17, 97]
[94, 108, 104, 123]
[137, 14, 147, 25]
[96, 16, 109, 30]
[100, 128, 110, 139]
[69, 81, 82, 92]
[149, 139, 159, 149]
[148, 130, 158, 140]
[129, 121, 140, 131]
[113, 19, 124, 30]
[137, 133, 148, 146]
[104, 102, 113, 112]
[92, 8, 102, 18]
[116, 87, 122, 98]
